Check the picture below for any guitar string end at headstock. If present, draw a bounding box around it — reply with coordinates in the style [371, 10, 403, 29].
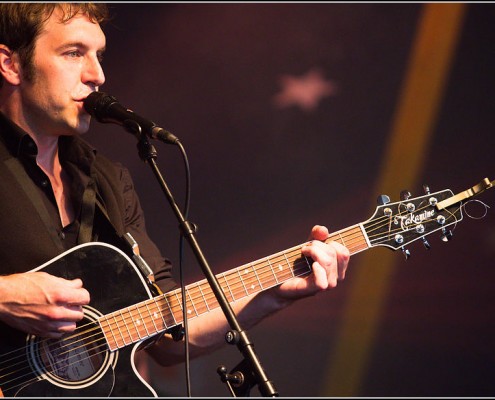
[436, 177, 494, 211]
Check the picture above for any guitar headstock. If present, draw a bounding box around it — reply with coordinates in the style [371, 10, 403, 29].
[364, 188, 461, 254]
[363, 178, 494, 256]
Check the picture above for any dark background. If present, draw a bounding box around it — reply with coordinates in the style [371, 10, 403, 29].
[85, 2, 495, 397]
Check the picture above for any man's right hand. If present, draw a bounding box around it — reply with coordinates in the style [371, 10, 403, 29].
[0, 271, 90, 338]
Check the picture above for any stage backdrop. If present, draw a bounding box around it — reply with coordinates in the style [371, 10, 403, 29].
[86, 3, 495, 397]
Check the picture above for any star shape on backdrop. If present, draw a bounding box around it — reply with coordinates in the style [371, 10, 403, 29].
[272, 67, 338, 112]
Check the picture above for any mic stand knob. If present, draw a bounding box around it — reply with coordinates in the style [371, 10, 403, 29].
[225, 329, 241, 345]
[217, 365, 246, 396]
[217, 358, 259, 397]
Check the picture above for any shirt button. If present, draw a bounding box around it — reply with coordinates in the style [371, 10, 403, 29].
[41, 180, 49, 187]
[60, 232, 66, 240]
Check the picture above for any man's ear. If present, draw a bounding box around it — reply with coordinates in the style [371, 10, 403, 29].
[0, 45, 21, 85]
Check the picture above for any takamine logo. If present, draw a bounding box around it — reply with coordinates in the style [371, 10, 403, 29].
[394, 209, 435, 229]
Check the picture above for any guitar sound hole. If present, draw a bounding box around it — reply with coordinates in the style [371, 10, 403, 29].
[27, 307, 116, 387]
[39, 323, 105, 382]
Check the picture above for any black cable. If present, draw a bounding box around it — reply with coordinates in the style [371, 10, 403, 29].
[176, 139, 192, 397]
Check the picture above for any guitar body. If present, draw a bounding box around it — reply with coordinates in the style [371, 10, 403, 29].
[0, 242, 158, 397]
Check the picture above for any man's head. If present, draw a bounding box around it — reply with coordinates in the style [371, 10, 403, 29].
[0, 3, 109, 87]
[0, 3, 110, 138]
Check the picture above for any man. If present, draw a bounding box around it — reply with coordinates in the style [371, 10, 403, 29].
[0, 3, 349, 397]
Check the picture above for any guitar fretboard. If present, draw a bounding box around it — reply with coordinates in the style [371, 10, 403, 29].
[99, 223, 369, 350]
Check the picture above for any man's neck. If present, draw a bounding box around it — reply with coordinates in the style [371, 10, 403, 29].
[34, 135, 75, 227]
[34, 135, 59, 176]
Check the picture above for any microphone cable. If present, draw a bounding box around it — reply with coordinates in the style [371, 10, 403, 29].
[175, 139, 193, 397]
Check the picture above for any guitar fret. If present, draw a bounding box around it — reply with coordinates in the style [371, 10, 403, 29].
[221, 273, 235, 302]
[358, 223, 371, 252]
[99, 318, 118, 351]
[127, 306, 146, 339]
[253, 263, 263, 291]
[254, 259, 273, 289]
[236, 268, 249, 297]
[283, 251, 296, 278]
[174, 292, 183, 311]
[228, 270, 245, 300]
[136, 304, 151, 337]
[301, 255, 312, 274]
[197, 282, 211, 312]
[266, 257, 279, 285]
[240, 264, 261, 295]
[330, 225, 370, 255]
[174, 291, 184, 323]
[126, 306, 144, 340]
[269, 252, 289, 282]
[144, 302, 159, 334]
[163, 294, 178, 326]
[152, 297, 167, 332]
[203, 282, 220, 310]
[119, 309, 134, 343]
[186, 290, 199, 318]
[191, 283, 207, 314]
[112, 314, 127, 348]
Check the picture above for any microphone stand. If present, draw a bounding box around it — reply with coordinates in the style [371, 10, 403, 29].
[131, 124, 279, 397]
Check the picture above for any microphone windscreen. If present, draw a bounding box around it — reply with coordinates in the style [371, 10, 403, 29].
[83, 92, 117, 121]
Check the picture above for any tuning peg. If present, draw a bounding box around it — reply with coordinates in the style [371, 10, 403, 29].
[400, 190, 411, 200]
[440, 228, 453, 242]
[422, 237, 431, 250]
[401, 246, 411, 260]
[423, 184, 431, 195]
[377, 194, 390, 205]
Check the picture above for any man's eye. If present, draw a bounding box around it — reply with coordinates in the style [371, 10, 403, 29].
[66, 51, 81, 58]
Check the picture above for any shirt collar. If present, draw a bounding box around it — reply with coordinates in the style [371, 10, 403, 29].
[0, 111, 97, 166]
[0, 111, 37, 157]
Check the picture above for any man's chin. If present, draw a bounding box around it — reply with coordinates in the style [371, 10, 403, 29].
[73, 116, 91, 135]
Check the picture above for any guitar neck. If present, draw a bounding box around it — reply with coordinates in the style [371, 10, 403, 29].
[99, 223, 369, 351]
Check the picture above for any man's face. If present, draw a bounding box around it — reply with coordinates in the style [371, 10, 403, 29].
[19, 8, 106, 138]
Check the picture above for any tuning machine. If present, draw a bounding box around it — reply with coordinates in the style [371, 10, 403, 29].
[441, 228, 453, 242]
[400, 190, 411, 200]
[401, 246, 411, 260]
[377, 194, 390, 206]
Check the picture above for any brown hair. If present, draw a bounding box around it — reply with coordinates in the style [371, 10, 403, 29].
[0, 3, 109, 85]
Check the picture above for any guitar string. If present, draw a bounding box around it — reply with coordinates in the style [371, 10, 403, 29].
[89, 199, 461, 340]
[0, 217, 389, 370]
[0, 200, 459, 393]
[0, 201, 460, 394]
[0, 252, 320, 394]
[96, 199, 460, 341]
[0, 238, 357, 394]
[0, 198, 458, 392]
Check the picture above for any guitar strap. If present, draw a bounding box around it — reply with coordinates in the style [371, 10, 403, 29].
[77, 172, 97, 244]
[4, 157, 65, 252]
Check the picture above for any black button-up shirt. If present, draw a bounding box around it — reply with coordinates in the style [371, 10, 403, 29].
[0, 111, 176, 293]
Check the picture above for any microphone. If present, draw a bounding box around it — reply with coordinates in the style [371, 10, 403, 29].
[83, 91, 179, 144]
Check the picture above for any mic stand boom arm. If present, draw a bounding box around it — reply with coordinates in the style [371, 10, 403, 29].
[133, 127, 278, 397]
